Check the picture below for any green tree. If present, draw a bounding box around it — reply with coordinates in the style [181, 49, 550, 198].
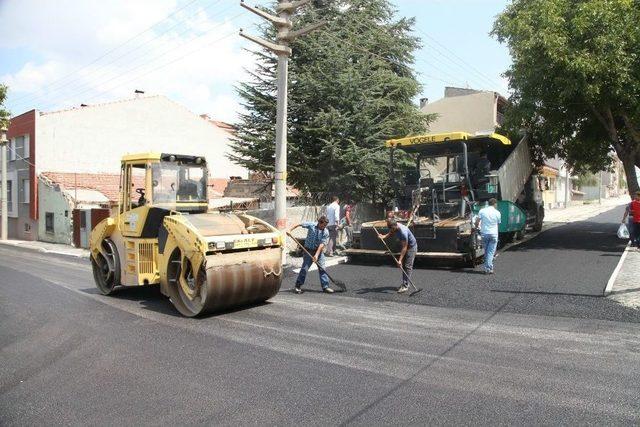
[492, 0, 640, 194]
[0, 84, 10, 128]
[229, 0, 429, 203]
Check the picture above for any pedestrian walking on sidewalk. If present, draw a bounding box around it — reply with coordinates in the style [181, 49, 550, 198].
[325, 196, 340, 256]
[290, 216, 334, 294]
[621, 191, 640, 248]
[377, 218, 417, 293]
[475, 198, 502, 274]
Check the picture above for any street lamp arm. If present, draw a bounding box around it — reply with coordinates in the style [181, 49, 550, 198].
[239, 30, 292, 55]
[278, 0, 312, 13]
[240, 1, 289, 26]
[285, 21, 327, 40]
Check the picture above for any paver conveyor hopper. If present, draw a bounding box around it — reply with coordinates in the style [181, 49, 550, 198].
[347, 132, 544, 264]
[89, 153, 283, 317]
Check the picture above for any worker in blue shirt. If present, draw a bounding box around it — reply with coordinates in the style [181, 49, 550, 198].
[289, 216, 334, 294]
[474, 198, 502, 274]
[377, 218, 417, 293]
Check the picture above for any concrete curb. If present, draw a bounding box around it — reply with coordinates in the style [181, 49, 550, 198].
[0, 241, 90, 260]
[604, 242, 631, 296]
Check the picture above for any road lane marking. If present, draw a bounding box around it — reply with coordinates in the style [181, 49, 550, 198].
[604, 242, 631, 296]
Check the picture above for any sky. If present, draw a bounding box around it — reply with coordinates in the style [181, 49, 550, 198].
[0, 0, 511, 124]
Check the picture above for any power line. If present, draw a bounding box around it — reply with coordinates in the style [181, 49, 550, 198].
[11, 1, 236, 112]
[5, 143, 36, 168]
[9, 0, 206, 105]
[310, 24, 461, 89]
[14, 10, 243, 113]
[415, 43, 492, 91]
[415, 28, 503, 90]
[7, 25, 241, 124]
[11, 0, 226, 110]
[418, 39, 493, 90]
[296, 8, 493, 92]
[44, 27, 238, 113]
[81, 30, 239, 105]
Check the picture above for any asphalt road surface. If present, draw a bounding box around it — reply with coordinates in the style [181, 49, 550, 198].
[1, 233, 640, 425]
[291, 205, 639, 323]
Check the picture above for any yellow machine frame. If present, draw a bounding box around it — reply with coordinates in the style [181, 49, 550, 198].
[89, 152, 284, 316]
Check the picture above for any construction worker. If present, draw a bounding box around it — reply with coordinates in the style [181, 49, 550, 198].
[377, 218, 417, 293]
[290, 216, 335, 294]
[325, 196, 340, 256]
[621, 191, 640, 248]
[474, 198, 502, 274]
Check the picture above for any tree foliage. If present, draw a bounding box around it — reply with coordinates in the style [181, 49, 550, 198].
[229, 0, 429, 203]
[492, 0, 640, 194]
[0, 84, 10, 128]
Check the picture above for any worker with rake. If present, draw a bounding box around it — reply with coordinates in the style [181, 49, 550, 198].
[377, 218, 417, 293]
[290, 216, 335, 294]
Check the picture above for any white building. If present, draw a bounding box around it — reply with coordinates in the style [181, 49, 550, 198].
[3, 94, 247, 241]
[35, 94, 246, 177]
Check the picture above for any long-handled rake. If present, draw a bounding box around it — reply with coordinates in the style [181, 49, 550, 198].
[372, 226, 421, 296]
[286, 232, 347, 292]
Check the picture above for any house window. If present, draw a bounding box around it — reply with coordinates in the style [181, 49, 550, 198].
[9, 135, 29, 160]
[23, 135, 29, 158]
[9, 138, 16, 161]
[22, 179, 30, 203]
[6, 180, 12, 205]
[45, 212, 55, 233]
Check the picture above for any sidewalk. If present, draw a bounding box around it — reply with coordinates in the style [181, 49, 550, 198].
[607, 244, 640, 309]
[543, 196, 628, 225]
[0, 239, 90, 259]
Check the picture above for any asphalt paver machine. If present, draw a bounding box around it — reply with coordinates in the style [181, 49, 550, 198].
[90, 153, 283, 317]
[347, 132, 544, 264]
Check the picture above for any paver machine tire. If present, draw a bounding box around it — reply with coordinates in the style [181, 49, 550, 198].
[91, 238, 121, 295]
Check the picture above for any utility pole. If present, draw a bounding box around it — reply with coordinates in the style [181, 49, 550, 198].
[1, 126, 8, 241]
[239, 0, 325, 235]
[564, 163, 570, 208]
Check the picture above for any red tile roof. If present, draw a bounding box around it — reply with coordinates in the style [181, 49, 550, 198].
[40, 172, 143, 203]
[199, 114, 236, 135]
[211, 120, 236, 134]
[43, 172, 229, 202]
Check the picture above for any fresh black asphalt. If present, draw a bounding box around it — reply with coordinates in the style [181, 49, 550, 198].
[1, 223, 640, 425]
[287, 205, 639, 323]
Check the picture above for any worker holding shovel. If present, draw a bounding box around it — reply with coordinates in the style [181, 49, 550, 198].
[289, 216, 335, 294]
[377, 218, 417, 293]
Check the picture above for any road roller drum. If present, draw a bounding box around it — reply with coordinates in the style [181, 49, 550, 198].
[89, 152, 284, 317]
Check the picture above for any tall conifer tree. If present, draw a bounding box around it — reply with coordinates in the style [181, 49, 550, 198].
[229, 0, 429, 203]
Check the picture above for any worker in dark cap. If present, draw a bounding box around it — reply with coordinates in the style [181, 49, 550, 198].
[289, 216, 334, 294]
[377, 218, 417, 293]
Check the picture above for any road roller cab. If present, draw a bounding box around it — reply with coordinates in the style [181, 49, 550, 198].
[89, 153, 284, 317]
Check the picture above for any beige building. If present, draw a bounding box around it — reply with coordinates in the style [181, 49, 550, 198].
[420, 87, 508, 134]
[421, 87, 576, 209]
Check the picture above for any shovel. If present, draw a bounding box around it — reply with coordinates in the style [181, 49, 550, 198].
[372, 226, 422, 296]
[286, 232, 347, 292]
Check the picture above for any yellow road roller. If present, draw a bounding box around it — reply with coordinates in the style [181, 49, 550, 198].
[89, 152, 283, 317]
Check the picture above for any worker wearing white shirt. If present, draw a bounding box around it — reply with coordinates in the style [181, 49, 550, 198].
[474, 198, 502, 274]
[325, 196, 340, 256]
